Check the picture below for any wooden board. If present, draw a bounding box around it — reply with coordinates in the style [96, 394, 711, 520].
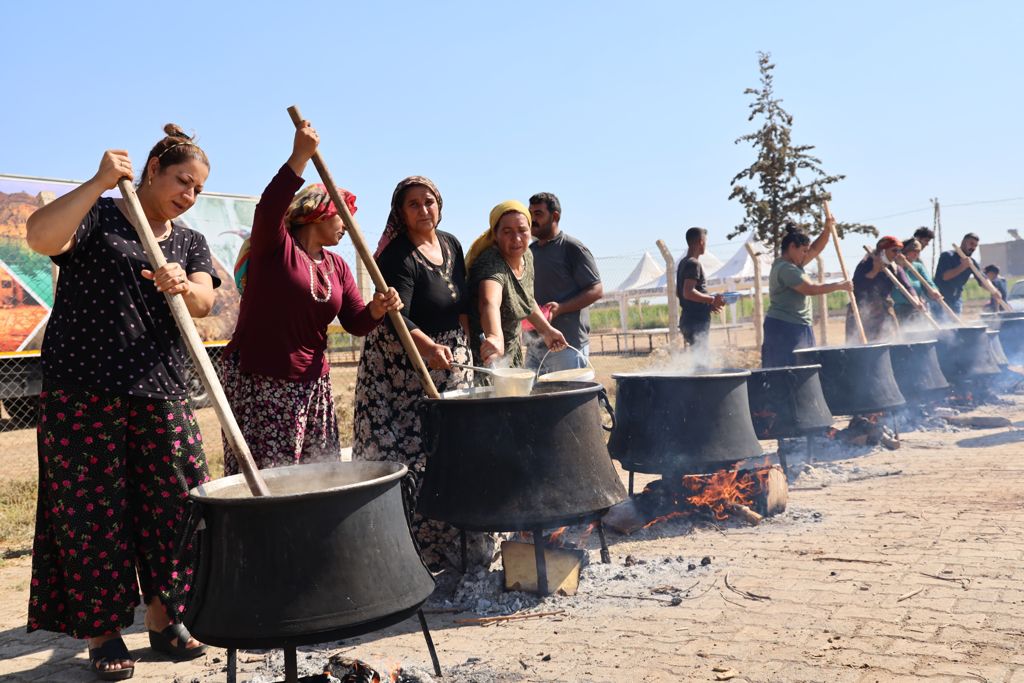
[501, 541, 585, 596]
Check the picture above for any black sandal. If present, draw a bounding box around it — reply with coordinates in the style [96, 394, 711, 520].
[148, 622, 208, 661]
[88, 637, 134, 681]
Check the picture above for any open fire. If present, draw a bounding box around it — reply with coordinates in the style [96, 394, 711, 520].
[605, 464, 788, 535]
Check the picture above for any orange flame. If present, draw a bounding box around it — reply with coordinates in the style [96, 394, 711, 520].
[576, 521, 598, 546]
[547, 526, 569, 546]
[681, 468, 759, 521]
[641, 510, 689, 529]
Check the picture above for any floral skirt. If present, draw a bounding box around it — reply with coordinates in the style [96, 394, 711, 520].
[353, 324, 502, 570]
[221, 352, 339, 475]
[28, 387, 210, 639]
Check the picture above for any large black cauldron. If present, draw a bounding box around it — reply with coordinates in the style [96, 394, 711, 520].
[608, 371, 763, 475]
[1000, 318, 1024, 364]
[417, 381, 627, 531]
[746, 365, 833, 439]
[988, 330, 1010, 368]
[888, 340, 950, 404]
[983, 313, 1024, 364]
[792, 344, 905, 416]
[906, 326, 1000, 385]
[184, 461, 433, 649]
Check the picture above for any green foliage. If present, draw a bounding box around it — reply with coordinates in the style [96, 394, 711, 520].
[729, 53, 877, 255]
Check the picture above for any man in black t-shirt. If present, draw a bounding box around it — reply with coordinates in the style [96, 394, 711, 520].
[676, 227, 725, 348]
[934, 232, 983, 316]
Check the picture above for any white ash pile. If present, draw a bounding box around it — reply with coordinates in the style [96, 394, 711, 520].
[429, 563, 542, 616]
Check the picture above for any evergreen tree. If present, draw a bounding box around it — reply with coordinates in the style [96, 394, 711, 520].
[729, 52, 876, 256]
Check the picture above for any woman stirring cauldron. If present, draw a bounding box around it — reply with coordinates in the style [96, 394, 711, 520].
[847, 236, 914, 343]
[761, 221, 851, 368]
[354, 176, 503, 570]
[223, 120, 401, 475]
[466, 200, 567, 368]
[25, 125, 217, 680]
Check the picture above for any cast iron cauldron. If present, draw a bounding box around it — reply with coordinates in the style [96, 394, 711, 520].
[906, 326, 1000, 385]
[417, 381, 627, 531]
[793, 344, 905, 416]
[988, 330, 1010, 367]
[608, 370, 764, 475]
[746, 365, 833, 439]
[999, 318, 1024, 364]
[888, 340, 950, 404]
[184, 461, 433, 649]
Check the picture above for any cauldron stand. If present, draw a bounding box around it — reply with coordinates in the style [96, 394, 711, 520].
[458, 516, 612, 596]
[223, 611, 441, 683]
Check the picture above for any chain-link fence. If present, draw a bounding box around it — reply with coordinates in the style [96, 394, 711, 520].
[0, 344, 232, 433]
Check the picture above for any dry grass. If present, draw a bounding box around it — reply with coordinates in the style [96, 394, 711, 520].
[0, 479, 36, 563]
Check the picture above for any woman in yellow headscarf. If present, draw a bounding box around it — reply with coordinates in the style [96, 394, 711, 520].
[467, 200, 567, 367]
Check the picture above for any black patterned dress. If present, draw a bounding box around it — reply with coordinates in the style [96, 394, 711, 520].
[353, 231, 499, 570]
[28, 197, 219, 638]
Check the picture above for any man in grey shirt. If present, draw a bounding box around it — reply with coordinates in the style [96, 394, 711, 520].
[525, 192, 603, 372]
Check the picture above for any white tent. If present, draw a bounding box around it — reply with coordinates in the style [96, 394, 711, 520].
[612, 251, 664, 293]
[708, 236, 774, 283]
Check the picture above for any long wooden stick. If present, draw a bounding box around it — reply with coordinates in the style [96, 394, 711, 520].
[117, 180, 271, 497]
[824, 201, 867, 344]
[287, 105, 440, 399]
[901, 258, 963, 324]
[953, 244, 1013, 312]
[862, 246, 941, 330]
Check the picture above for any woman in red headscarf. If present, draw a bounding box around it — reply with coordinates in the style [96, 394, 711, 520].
[222, 120, 401, 473]
[847, 236, 914, 343]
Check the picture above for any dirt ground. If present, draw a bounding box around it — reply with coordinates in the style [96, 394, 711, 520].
[2, 347, 1024, 682]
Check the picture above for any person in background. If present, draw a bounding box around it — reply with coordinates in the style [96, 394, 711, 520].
[848, 236, 912, 343]
[892, 238, 940, 324]
[983, 264, 1008, 311]
[676, 226, 725, 348]
[466, 201, 567, 367]
[934, 233, 984, 317]
[913, 226, 935, 251]
[24, 125, 217, 679]
[761, 221, 851, 367]
[222, 120, 401, 475]
[525, 192, 602, 372]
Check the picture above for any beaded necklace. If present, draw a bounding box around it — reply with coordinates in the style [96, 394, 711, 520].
[297, 245, 334, 303]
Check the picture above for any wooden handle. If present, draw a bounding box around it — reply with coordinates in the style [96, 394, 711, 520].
[117, 179, 270, 497]
[953, 244, 1013, 312]
[287, 106, 440, 399]
[825, 201, 867, 344]
[901, 258, 963, 324]
[863, 246, 941, 330]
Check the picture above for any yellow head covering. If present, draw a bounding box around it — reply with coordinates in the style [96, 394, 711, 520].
[465, 200, 532, 269]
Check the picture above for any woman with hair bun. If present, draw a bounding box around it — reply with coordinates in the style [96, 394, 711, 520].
[761, 218, 852, 367]
[222, 119, 401, 475]
[25, 124, 218, 678]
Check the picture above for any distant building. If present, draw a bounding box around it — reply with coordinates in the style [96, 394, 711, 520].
[978, 234, 1024, 276]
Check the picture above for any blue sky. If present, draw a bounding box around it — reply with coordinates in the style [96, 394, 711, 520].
[5, 1, 1022, 286]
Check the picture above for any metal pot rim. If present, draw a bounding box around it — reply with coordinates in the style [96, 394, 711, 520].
[189, 461, 408, 503]
[794, 343, 892, 354]
[428, 380, 603, 403]
[747, 364, 822, 374]
[611, 370, 751, 379]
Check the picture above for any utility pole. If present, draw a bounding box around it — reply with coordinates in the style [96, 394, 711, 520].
[930, 197, 942, 271]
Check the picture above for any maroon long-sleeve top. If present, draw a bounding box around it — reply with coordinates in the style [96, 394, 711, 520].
[227, 164, 379, 382]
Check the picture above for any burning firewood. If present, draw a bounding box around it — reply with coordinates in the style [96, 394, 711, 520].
[603, 465, 787, 534]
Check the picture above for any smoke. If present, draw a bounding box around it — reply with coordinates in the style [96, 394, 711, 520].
[642, 334, 724, 375]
